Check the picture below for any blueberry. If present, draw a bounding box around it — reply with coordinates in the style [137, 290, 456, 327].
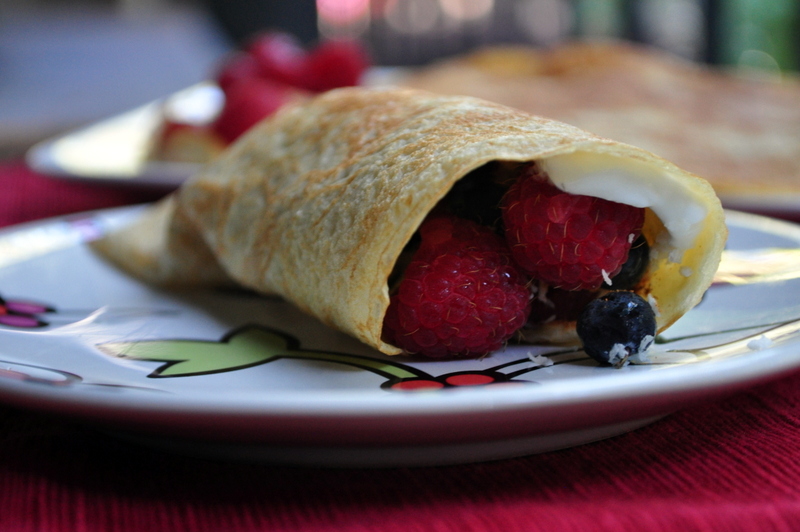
[576, 291, 656, 367]
[604, 236, 649, 290]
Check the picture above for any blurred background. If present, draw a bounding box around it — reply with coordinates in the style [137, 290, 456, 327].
[1, 0, 797, 158]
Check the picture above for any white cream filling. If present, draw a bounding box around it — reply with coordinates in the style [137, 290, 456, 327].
[540, 152, 707, 262]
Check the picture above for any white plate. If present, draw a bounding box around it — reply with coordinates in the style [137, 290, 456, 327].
[0, 208, 799, 467]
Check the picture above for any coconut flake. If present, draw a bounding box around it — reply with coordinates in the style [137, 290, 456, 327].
[601, 269, 613, 286]
[628, 233, 635, 244]
[527, 353, 555, 367]
[747, 335, 773, 351]
[639, 334, 655, 352]
[608, 343, 630, 367]
[628, 335, 655, 365]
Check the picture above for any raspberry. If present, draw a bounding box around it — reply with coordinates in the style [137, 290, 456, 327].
[215, 52, 263, 93]
[382, 216, 531, 358]
[501, 165, 645, 291]
[211, 78, 291, 143]
[246, 32, 308, 88]
[301, 40, 370, 92]
[244, 32, 370, 93]
[207, 32, 371, 146]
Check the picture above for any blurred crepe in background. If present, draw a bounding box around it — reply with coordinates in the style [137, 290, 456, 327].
[400, 41, 800, 213]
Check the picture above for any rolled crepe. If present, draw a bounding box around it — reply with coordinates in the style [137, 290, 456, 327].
[92, 87, 726, 355]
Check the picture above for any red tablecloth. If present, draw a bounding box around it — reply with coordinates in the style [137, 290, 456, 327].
[1, 159, 800, 532]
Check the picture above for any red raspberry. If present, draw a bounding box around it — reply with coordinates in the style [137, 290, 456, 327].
[382, 216, 531, 358]
[301, 40, 370, 92]
[501, 165, 645, 291]
[215, 52, 263, 93]
[246, 32, 308, 88]
[211, 78, 291, 143]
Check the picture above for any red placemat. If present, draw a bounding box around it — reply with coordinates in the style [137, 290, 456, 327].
[0, 159, 800, 532]
[0, 160, 166, 228]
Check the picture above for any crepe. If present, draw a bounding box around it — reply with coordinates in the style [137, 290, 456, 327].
[400, 41, 800, 207]
[92, 87, 726, 355]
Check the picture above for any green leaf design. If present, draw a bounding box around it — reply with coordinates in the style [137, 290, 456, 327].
[97, 325, 426, 380]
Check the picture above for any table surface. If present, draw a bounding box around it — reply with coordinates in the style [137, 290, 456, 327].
[0, 159, 799, 532]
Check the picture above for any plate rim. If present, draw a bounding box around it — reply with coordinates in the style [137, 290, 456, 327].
[0, 207, 799, 446]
